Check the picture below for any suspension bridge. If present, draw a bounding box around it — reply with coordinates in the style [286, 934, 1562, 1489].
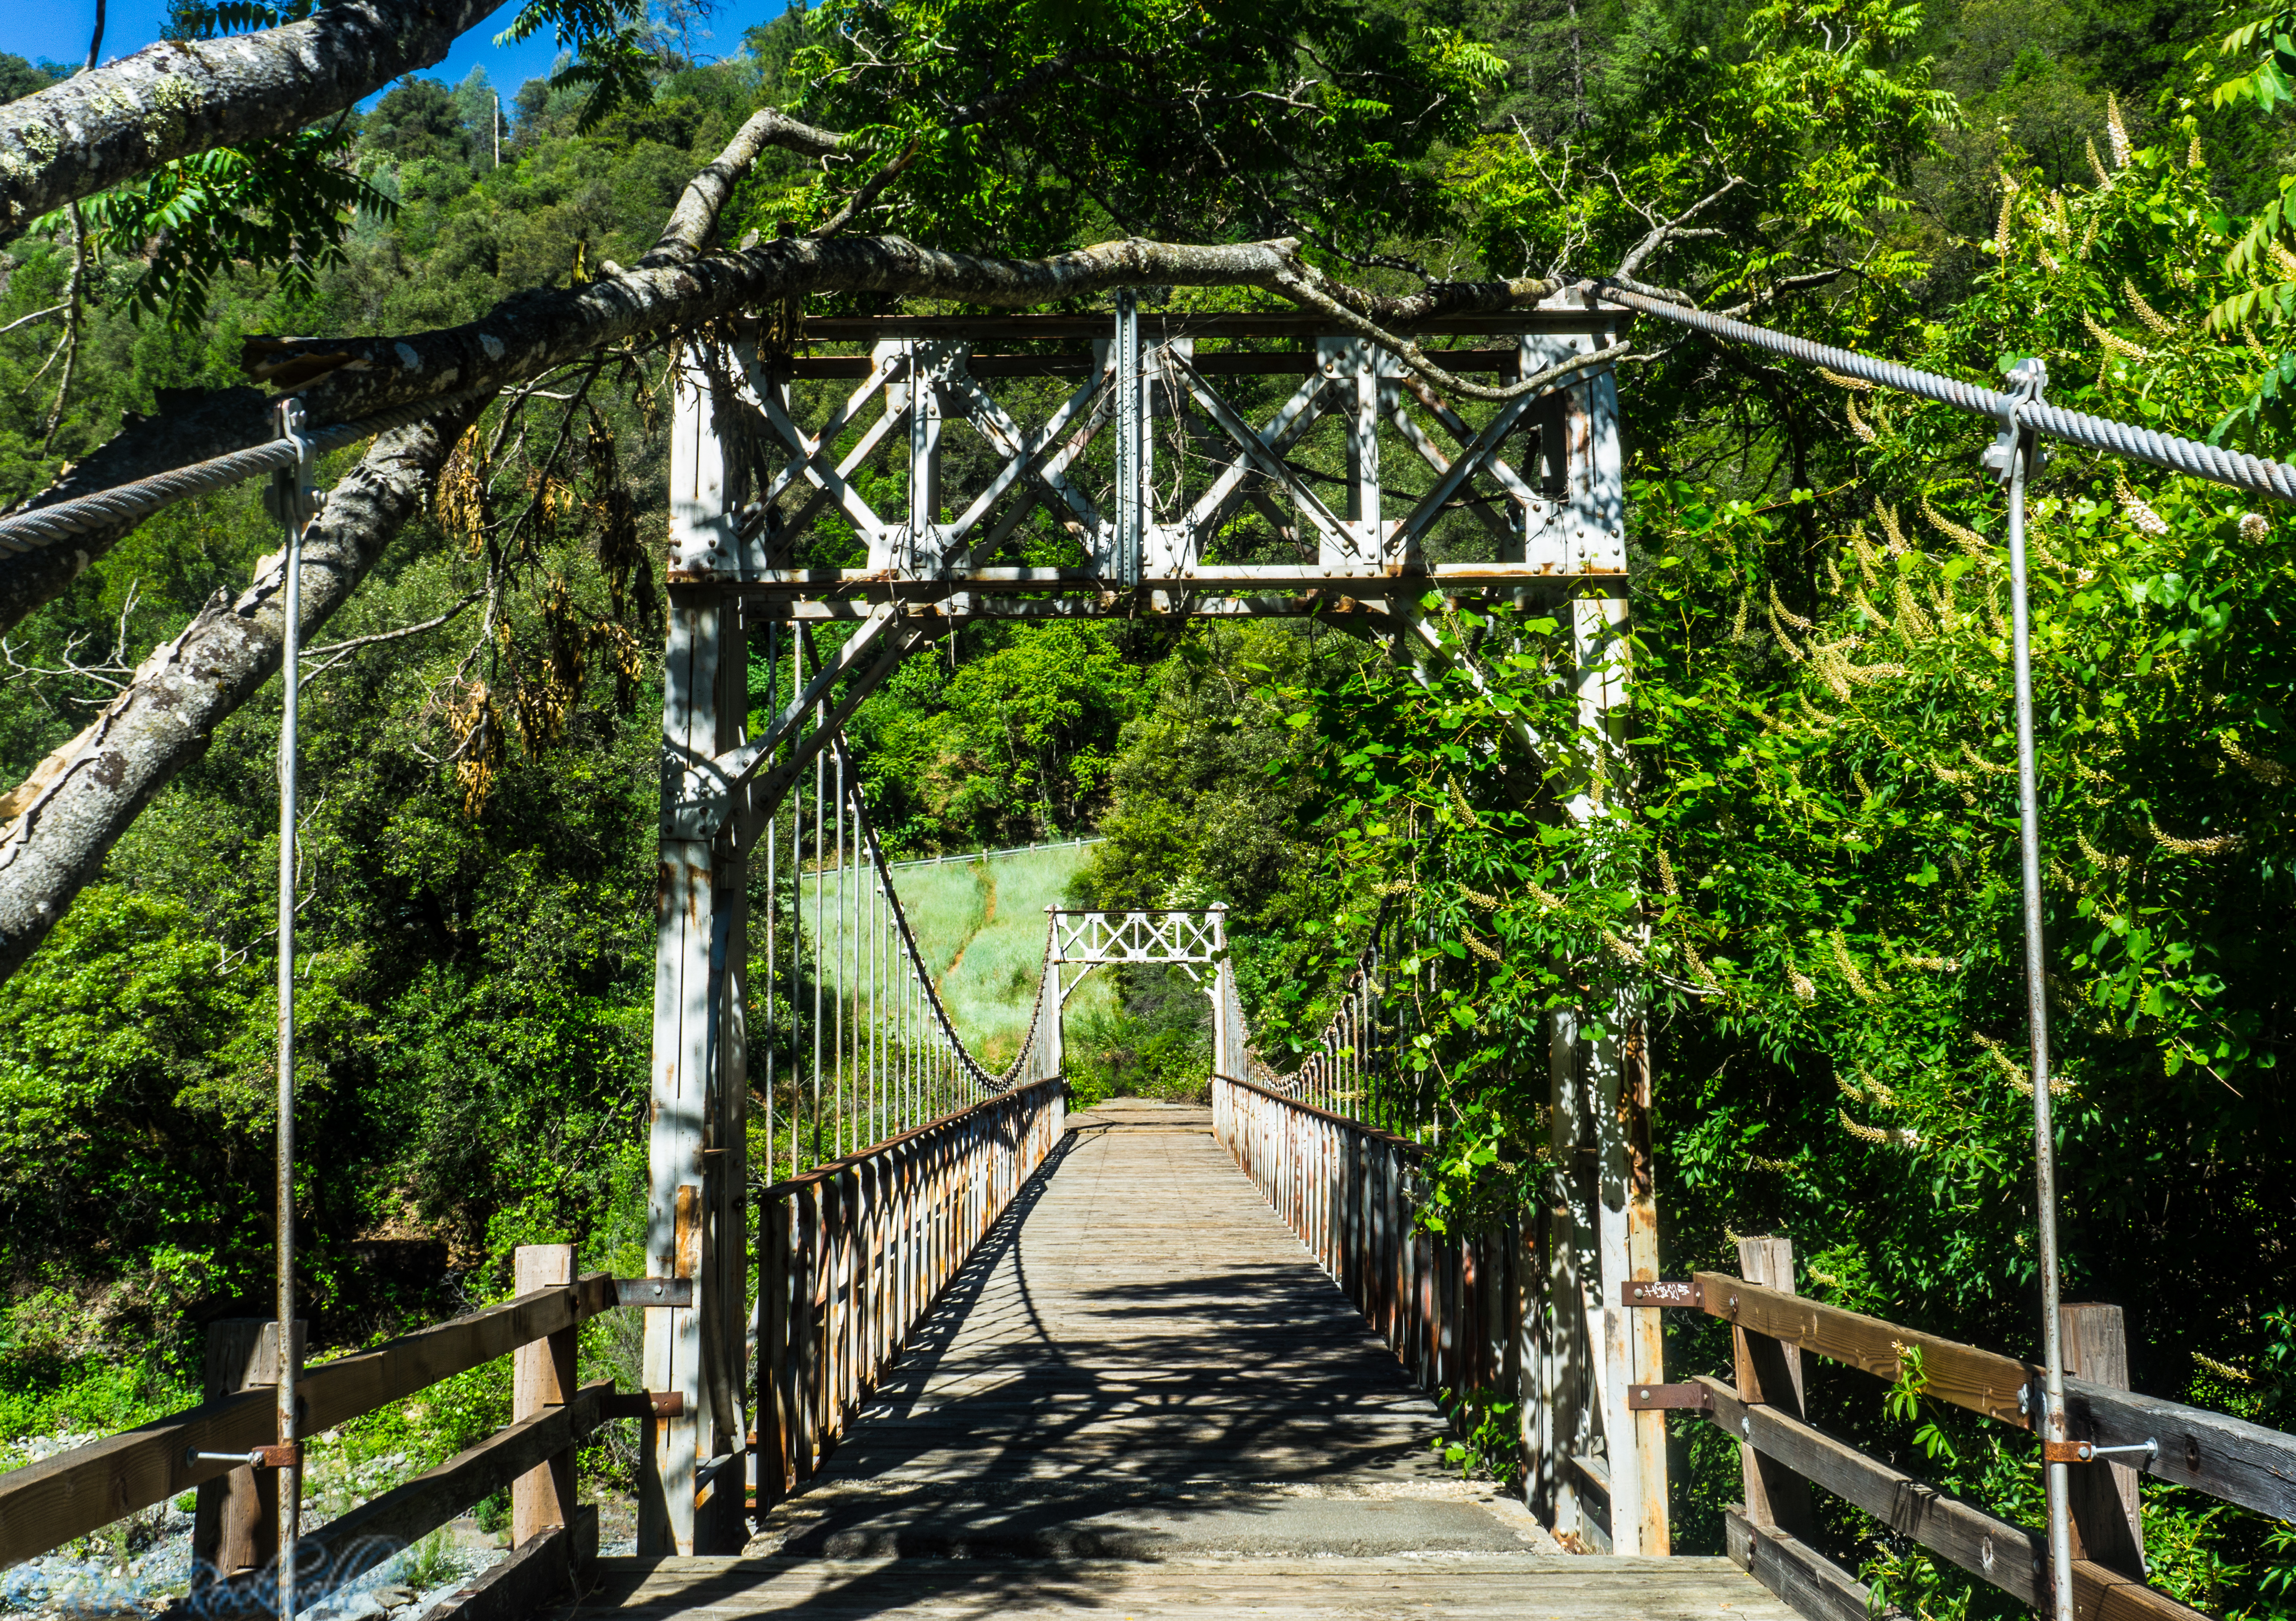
[3, 287, 2294, 1621]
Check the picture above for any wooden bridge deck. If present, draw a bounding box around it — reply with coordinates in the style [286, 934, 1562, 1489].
[591, 1100, 1790, 1618]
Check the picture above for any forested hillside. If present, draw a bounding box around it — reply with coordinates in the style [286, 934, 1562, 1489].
[4, 0, 2296, 1608]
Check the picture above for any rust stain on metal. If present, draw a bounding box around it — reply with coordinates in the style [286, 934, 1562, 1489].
[674, 1185, 702, 1279]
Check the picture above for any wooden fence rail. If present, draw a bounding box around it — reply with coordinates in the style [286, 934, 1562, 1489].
[1217, 1073, 2296, 1621]
[0, 1262, 674, 1621]
[1662, 1242, 2296, 1621]
[1211, 1073, 1516, 1425]
[754, 1074, 1067, 1510]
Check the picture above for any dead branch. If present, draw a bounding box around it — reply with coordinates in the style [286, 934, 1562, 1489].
[299, 587, 486, 686]
[0, 304, 68, 337]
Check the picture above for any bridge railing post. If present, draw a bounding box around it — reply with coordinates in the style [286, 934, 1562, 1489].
[1730, 1237, 1812, 1542]
[512, 1244, 579, 1547]
[2060, 1303, 2144, 1575]
[192, 1317, 302, 1591]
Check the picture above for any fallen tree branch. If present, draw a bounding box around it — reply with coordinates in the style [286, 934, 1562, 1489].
[240, 234, 1308, 423]
[0, 0, 512, 239]
[641, 108, 849, 266]
[0, 402, 484, 983]
[0, 97, 786, 638]
[1274, 264, 1630, 402]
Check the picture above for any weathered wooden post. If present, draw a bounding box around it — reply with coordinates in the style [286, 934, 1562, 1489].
[512, 1244, 578, 1546]
[2061, 1303, 2145, 1576]
[1730, 1238, 1812, 1537]
[192, 1318, 302, 1589]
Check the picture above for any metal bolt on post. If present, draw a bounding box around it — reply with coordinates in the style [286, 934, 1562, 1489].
[262, 400, 322, 1621]
[1985, 358, 2075, 1621]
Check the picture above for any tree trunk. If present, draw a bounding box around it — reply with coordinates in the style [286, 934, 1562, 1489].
[1, 0, 507, 239]
[0, 403, 481, 983]
[249, 234, 1309, 425]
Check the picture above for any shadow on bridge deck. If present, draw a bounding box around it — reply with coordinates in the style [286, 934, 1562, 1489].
[589, 1100, 1791, 1618]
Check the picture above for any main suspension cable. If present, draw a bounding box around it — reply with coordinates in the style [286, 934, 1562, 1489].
[1586, 280, 2296, 504]
[0, 386, 500, 557]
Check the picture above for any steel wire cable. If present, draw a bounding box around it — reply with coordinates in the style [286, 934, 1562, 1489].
[830, 731, 1043, 1100]
[1587, 281, 2296, 504]
[0, 387, 500, 557]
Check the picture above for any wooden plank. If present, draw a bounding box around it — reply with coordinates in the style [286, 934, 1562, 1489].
[2066, 1374, 2296, 1522]
[428, 1506, 597, 1621]
[1698, 1272, 2296, 1528]
[1694, 1377, 2205, 1621]
[589, 1552, 1787, 1619]
[1693, 1273, 2036, 1428]
[1725, 1506, 1899, 1621]
[0, 1276, 615, 1568]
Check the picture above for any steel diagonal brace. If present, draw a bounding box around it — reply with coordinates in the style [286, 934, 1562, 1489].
[1398, 374, 1541, 507]
[1182, 367, 1330, 535]
[1389, 384, 1550, 556]
[753, 358, 908, 547]
[748, 349, 905, 507]
[941, 368, 1110, 562]
[981, 370, 1116, 556]
[1170, 355, 1351, 552]
[1386, 404, 1515, 551]
[676, 603, 905, 846]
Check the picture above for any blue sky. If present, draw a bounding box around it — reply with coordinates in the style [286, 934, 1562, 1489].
[4, 0, 780, 111]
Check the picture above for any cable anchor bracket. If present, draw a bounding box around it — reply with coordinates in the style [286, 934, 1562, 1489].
[186, 1441, 304, 1470]
[1982, 358, 2050, 487]
[262, 399, 325, 530]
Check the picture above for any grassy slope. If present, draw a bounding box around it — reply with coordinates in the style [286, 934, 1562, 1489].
[884, 845, 1115, 1068]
